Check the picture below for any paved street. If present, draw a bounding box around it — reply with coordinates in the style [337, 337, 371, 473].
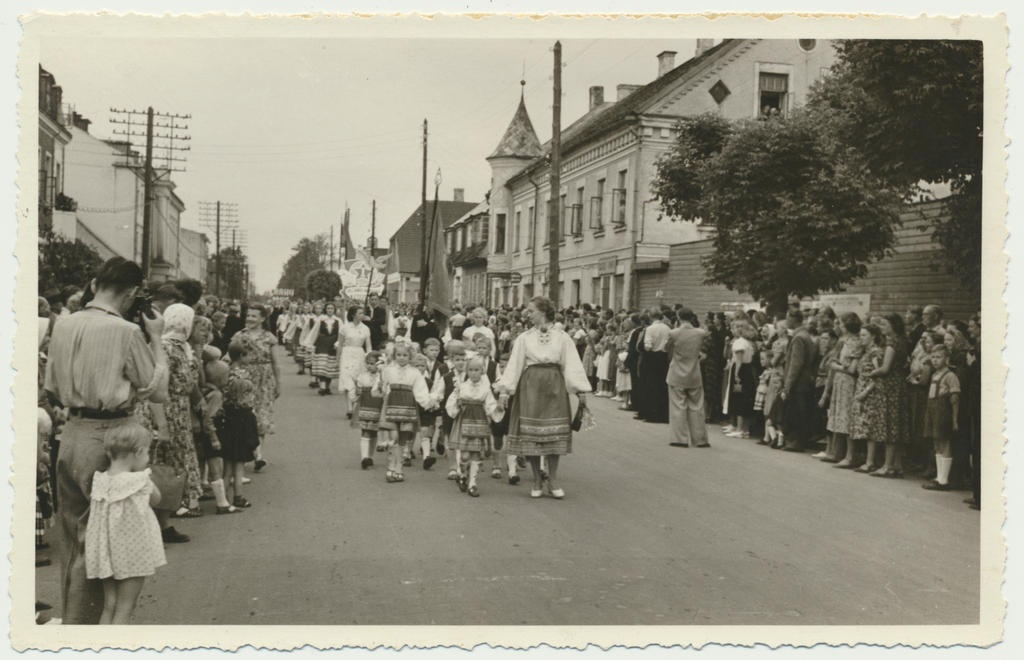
[36, 347, 980, 625]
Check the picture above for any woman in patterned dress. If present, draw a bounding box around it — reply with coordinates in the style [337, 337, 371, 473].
[824, 313, 864, 465]
[866, 314, 911, 477]
[149, 303, 203, 517]
[232, 304, 280, 471]
[493, 297, 591, 500]
[847, 323, 887, 472]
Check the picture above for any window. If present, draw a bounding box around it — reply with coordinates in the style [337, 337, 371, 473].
[798, 39, 817, 52]
[571, 279, 581, 306]
[460, 226, 467, 250]
[480, 216, 489, 246]
[613, 169, 628, 226]
[513, 210, 521, 252]
[759, 72, 789, 117]
[527, 206, 535, 250]
[709, 79, 731, 105]
[543, 198, 550, 246]
[494, 213, 506, 254]
[569, 203, 583, 237]
[590, 178, 605, 230]
[559, 194, 568, 240]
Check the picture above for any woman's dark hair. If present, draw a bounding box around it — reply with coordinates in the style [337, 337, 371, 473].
[249, 303, 268, 319]
[883, 313, 906, 337]
[840, 312, 862, 336]
[347, 305, 362, 322]
[173, 279, 204, 307]
[863, 323, 884, 347]
[530, 296, 556, 322]
[93, 257, 144, 294]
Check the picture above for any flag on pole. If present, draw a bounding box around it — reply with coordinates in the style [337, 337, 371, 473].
[425, 200, 452, 317]
[342, 207, 356, 261]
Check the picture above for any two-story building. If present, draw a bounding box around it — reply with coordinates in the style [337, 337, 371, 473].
[484, 39, 837, 310]
[178, 227, 210, 284]
[445, 200, 490, 307]
[38, 66, 73, 235]
[386, 190, 477, 305]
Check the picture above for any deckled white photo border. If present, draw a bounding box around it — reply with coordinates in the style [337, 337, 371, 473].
[7, 10, 1009, 652]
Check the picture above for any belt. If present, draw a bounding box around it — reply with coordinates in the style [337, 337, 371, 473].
[69, 407, 132, 420]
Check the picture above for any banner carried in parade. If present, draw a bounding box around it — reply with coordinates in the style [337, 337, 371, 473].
[337, 248, 389, 300]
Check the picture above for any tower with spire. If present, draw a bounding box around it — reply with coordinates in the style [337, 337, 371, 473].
[486, 81, 542, 299]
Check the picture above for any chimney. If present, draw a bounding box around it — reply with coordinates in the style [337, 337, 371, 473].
[589, 85, 604, 110]
[453, 188, 464, 202]
[616, 84, 643, 101]
[694, 39, 715, 58]
[657, 51, 677, 78]
[72, 112, 91, 133]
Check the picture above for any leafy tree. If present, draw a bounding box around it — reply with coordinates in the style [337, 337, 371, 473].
[807, 39, 984, 292]
[651, 113, 733, 222]
[305, 269, 342, 302]
[654, 112, 904, 314]
[38, 229, 103, 294]
[212, 246, 249, 300]
[277, 235, 329, 298]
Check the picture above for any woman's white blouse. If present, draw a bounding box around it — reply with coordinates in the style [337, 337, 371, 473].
[494, 327, 592, 396]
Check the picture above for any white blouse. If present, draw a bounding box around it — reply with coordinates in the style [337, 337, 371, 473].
[493, 327, 592, 396]
[338, 322, 372, 351]
[445, 376, 503, 421]
[381, 363, 434, 409]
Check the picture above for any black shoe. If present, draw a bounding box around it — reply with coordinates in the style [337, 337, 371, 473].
[782, 446, 804, 452]
[361, 457, 373, 470]
[254, 459, 267, 472]
[402, 457, 412, 467]
[669, 442, 689, 448]
[423, 456, 436, 470]
[162, 526, 191, 544]
[308, 381, 319, 389]
[509, 475, 520, 485]
[435, 443, 446, 456]
[922, 480, 951, 491]
[633, 414, 645, 420]
[35, 601, 52, 612]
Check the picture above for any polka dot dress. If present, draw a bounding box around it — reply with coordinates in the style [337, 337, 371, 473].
[85, 468, 167, 580]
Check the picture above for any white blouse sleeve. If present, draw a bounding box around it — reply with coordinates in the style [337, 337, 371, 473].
[494, 333, 527, 395]
[412, 370, 433, 409]
[484, 388, 503, 422]
[560, 333, 592, 394]
[445, 386, 461, 418]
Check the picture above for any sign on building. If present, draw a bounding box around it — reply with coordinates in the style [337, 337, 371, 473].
[817, 293, 872, 317]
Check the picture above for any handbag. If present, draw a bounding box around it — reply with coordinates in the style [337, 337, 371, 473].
[571, 399, 588, 432]
[149, 464, 185, 511]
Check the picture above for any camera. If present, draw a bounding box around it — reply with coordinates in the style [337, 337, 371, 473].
[127, 291, 155, 341]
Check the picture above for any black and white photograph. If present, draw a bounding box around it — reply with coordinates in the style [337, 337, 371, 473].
[5, 6, 1012, 653]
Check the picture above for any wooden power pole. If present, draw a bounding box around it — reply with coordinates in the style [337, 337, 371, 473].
[548, 41, 562, 305]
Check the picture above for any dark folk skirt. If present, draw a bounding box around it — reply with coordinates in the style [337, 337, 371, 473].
[507, 364, 572, 456]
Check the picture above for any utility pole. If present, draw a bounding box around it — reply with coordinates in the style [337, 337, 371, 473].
[418, 119, 429, 306]
[329, 224, 335, 270]
[110, 107, 190, 278]
[371, 199, 377, 251]
[198, 201, 238, 297]
[548, 41, 562, 305]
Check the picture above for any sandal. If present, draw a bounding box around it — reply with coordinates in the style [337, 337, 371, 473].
[468, 485, 480, 498]
[232, 496, 252, 508]
[490, 468, 503, 479]
[855, 464, 876, 473]
[216, 505, 244, 515]
[395, 472, 405, 483]
[457, 474, 468, 493]
[446, 469, 459, 480]
[385, 470, 397, 483]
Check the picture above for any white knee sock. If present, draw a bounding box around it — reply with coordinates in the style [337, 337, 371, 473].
[421, 438, 432, 459]
[937, 455, 953, 485]
[507, 454, 518, 476]
[469, 460, 481, 488]
[359, 437, 370, 460]
[210, 478, 230, 508]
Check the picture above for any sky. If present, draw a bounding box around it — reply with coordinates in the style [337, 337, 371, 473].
[39, 32, 700, 292]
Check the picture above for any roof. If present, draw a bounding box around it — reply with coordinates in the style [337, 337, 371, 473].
[388, 200, 479, 274]
[447, 200, 489, 231]
[507, 39, 740, 186]
[450, 241, 488, 267]
[488, 92, 543, 160]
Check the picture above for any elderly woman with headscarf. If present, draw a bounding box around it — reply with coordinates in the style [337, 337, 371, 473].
[149, 303, 204, 519]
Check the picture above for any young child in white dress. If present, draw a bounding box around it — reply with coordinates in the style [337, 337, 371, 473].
[380, 343, 435, 483]
[84, 423, 166, 624]
[446, 357, 504, 497]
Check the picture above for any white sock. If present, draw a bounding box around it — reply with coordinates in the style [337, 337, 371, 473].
[359, 437, 370, 460]
[421, 438, 432, 459]
[507, 454, 518, 476]
[937, 455, 953, 485]
[210, 479, 230, 508]
[469, 461, 481, 488]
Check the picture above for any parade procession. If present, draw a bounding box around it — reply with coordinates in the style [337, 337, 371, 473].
[18, 16, 1003, 648]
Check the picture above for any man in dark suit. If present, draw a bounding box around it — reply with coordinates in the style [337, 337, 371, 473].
[223, 301, 244, 344]
[625, 314, 645, 416]
[780, 309, 819, 452]
[665, 308, 709, 447]
[365, 294, 388, 350]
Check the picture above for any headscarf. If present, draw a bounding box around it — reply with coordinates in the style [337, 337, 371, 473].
[163, 303, 195, 342]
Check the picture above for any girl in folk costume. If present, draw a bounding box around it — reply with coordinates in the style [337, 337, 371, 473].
[299, 301, 324, 388]
[287, 302, 311, 371]
[311, 303, 341, 395]
[446, 357, 504, 497]
[494, 297, 591, 500]
[379, 342, 435, 483]
[440, 341, 468, 480]
[349, 351, 385, 469]
[337, 305, 373, 408]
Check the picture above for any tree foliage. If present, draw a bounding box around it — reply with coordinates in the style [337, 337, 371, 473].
[651, 113, 733, 222]
[212, 246, 248, 300]
[304, 269, 342, 303]
[276, 235, 329, 298]
[38, 229, 103, 295]
[696, 112, 903, 313]
[808, 39, 984, 292]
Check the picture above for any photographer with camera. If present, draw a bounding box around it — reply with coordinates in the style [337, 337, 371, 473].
[44, 257, 169, 625]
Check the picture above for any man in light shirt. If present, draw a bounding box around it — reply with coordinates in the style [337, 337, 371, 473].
[642, 309, 672, 424]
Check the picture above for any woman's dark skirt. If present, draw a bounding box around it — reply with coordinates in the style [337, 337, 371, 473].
[507, 364, 572, 456]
